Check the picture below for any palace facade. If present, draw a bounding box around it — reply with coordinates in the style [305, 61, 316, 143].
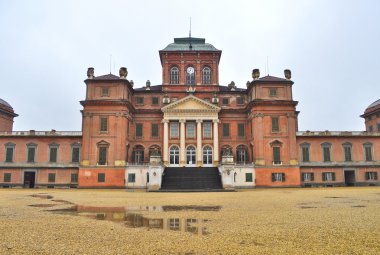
[0, 36, 379, 190]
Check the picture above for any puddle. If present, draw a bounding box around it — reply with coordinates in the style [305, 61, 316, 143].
[29, 204, 56, 208]
[299, 206, 317, 209]
[29, 194, 220, 235]
[47, 205, 213, 235]
[30, 194, 53, 199]
[351, 205, 366, 208]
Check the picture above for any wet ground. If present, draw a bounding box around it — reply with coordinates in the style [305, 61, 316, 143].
[1, 187, 380, 254]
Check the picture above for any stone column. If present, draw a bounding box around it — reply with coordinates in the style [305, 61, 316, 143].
[213, 119, 219, 166]
[179, 119, 186, 166]
[196, 119, 203, 167]
[162, 119, 169, 166]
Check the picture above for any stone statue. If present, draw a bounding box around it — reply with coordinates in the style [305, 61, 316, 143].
[252, 69, 260, 80]
[119, 67, 128, 79]
[87, 67, 94, 79]
[223, 147, 232, 156]
[146, 80, 151, 87]
[284, 69, 291, 80]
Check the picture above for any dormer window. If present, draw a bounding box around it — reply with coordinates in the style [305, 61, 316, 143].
[202, 67, 211, 84]
[170, 66, 179, 84]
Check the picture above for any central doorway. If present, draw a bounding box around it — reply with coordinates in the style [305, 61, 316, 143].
[344, 170, 356, 186]
[186, 146, 196, 166]
[24, 171, 36, 188]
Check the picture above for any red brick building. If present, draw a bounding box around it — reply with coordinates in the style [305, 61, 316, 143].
[0, 36, 379, 189]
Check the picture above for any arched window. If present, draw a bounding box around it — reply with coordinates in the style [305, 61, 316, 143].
[170, 67, 179, 84]
[186, 66, 195, 85]
[203, 146, 213, 165]
[202, 67, 211, 84]
[132, 145, 145, 165]
[186, 146, 196, 165]
[236, 145, 248, 164]
[169, 145, 180, 165]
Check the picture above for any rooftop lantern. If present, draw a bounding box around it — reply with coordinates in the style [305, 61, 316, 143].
[146, 80, 151, 90]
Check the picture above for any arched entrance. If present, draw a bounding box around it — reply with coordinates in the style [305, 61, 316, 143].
[186, 145, 196, 166]
[169, 145, 180, 166]
[203, 146, 213, 166]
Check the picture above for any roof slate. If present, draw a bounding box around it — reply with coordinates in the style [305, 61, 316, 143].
[92, 74, 120, 80]
[161, 37, 220, 52]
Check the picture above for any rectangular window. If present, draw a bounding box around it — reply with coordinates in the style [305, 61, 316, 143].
[273, 147, 281, 164]
[223, 123, 230, 137]
[245, 173, 253, 182]
[27, 147, 36, 163]
[152, 97, 159, 105]
[377, 123, 380, 132]
[186, 122, 195, 138]
[364, 145, 373, 161]
[49, 147, 58, 163]
[301, 146, 310, 162]
[128, 173, 136, 183]
[368, 126, 373, 132]
[302, 172, 314, 182]
[98, 173, 105, 183]
[48, 173, 56, 183]
[203, 122, 212, 138]
[365, 172, 378, 180]
[169, 218, 180, 231]
[101, 87, 109, 97]
[100, 117, 108, 132]
[271, 117, 279, 132]
[222, 98, 229, 105]
[238, 123, 245, 137]
[136, 97, 144, 105]
[71, 147, 80, 163]
[71, 173, 78, 183]
[4, 173, 11, 182]
[323, 146, 331, 162]
[151, 124, 159, 137]
[322, 172, 335, 182]
[170, 122, 179, 138]
[269, 88, 277, 97]
[272, 173, 285, 182]
[136, 123, 143, 138]
[98, 147, 107, 165]
[343, 146, 352, 161]
[5, 147, 14, 163]
[236, 97, 244, 105]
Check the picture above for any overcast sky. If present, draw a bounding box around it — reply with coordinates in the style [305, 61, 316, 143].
[1, 0, 379, 131]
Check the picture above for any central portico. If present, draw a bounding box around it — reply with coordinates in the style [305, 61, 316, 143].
[161, 95, 221, 167]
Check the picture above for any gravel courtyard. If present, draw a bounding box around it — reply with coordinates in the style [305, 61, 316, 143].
[0, 187, 379, 255]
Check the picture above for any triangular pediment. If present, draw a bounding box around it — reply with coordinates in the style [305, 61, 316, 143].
[161, 95, 221, 113]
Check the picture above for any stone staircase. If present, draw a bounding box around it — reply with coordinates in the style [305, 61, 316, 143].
[160, 167, 224, 191]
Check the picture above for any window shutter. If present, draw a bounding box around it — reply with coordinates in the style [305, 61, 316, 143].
[365, 172, 369, 180]
[310, 173, 314, 181]
[375, 172, 378, 180]
[271, 173, 275, 182]
[132, 151, 135, 163]
[142, 151, 145, 163]
[301, 173, 304, 181]
[282, 173, 286, 182]
[322, 173, 326, 181]
[332, 173, 336, 181]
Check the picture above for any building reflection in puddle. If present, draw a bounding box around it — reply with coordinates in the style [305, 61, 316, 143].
[48, 205, 219, 235]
